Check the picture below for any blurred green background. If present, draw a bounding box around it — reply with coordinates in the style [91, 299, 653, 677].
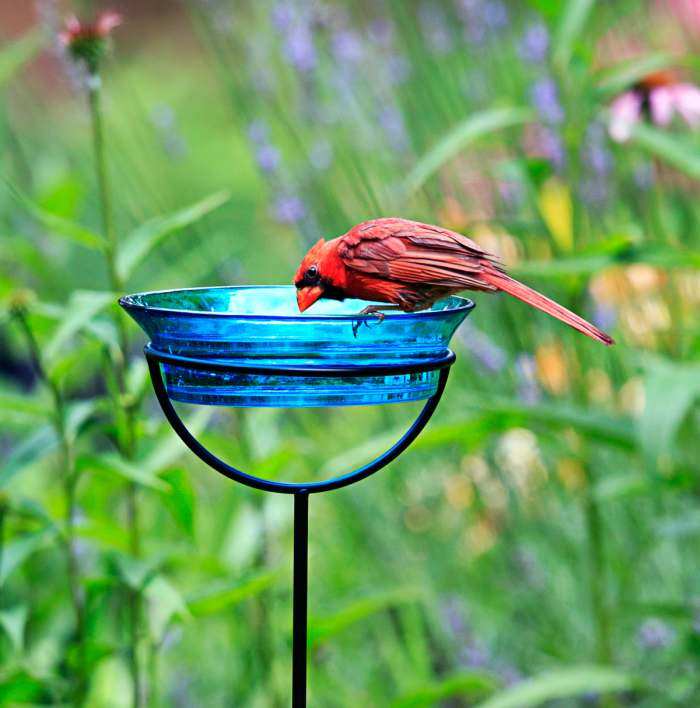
[1, 0, 700, 706]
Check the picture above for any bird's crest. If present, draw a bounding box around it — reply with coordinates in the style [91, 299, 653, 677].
[294, 238, 326, 284]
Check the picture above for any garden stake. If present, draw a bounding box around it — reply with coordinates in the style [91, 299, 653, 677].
[143, 345, 454, 706]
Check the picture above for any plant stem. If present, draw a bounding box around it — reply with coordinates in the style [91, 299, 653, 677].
[583, 462, 617, 708]
[87, 76, 143, 708]
[12, 310, 87, 705]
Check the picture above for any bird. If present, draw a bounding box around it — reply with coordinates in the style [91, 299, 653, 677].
[293, 217, 614, 346]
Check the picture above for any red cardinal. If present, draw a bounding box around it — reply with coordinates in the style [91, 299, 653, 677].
[294, 218, 613, 345]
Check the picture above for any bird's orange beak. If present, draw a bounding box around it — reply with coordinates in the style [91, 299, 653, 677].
[296, 286, 323, 312]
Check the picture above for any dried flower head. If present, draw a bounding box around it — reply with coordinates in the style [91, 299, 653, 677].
[60, 11, 122, 74]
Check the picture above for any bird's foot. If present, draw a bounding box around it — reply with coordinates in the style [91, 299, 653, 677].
[351, 306, 386, 338]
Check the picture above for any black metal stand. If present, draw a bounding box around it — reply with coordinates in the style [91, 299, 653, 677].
[144, 345, 455, 706]
[293, 492, 309, 707]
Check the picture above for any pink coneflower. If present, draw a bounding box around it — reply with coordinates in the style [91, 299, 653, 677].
[59, 11, 122, 73]
[609, 70, 700, 142]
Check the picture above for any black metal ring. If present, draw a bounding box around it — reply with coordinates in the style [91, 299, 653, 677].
[144, 343, 455, 377]
[145, 345, 454, 494]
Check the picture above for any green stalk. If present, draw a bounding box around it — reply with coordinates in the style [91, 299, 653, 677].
[87, 76, 143, 708]
[13, 310, 87, 705]
[583, 462, 619, 708]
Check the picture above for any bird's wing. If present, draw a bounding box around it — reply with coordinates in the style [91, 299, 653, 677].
[337, 218, 502, 290]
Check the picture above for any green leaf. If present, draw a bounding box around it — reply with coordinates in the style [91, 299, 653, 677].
[0, 670, 48, 703]
[64, 400, 97, 445]
[0, 426, 58, 489]
[552, 0, 595, 69]
[475, 666, 637, 708]
[144, 575, 190, 643]
[393, 672, 499, 708]
[309, 588, 422, 647]
[0, 606, 28, 654]
[639, 359, 700, 467]
[403, 108, 533, 195]
[630, 123, 700, 179]
[6, 182, 104, 250]
[462, 397, 636, 449]
[596, 53, 674, 98]
[44, 290, 115, 366]
[187, 570, 280, 616]
[112, 554, 161, 591]
[140, 408, 213, 475]
[0, 528, 54, 586]
[655, 511, 700, 539]
[0, 389, 48, 426]
[160, 468, 196, 538]
[594, 473, 650, 503]
[511, 254, 613, 279]
[116, 190, 230, 281]
[0, 31, 42, 87]
[78, 453, 169, 491]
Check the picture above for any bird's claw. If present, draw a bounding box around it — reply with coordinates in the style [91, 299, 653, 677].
[351, 308, 385, 338]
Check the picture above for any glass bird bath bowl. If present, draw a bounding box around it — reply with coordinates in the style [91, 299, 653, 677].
[121, 284, 474, 707]
[119, 285, 473, 407]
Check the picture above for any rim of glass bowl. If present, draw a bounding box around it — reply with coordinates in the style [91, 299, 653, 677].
[119, 285, 475, 322]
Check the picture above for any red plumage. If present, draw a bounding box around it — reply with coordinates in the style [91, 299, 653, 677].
[293, 218, 613, 346]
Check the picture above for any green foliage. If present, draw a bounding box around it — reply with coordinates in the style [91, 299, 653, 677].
[1, 0, 699, 705]
[403, 107, 534, 195]
[475, 666, 637, 707]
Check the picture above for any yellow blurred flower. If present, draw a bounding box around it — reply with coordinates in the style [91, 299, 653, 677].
[466, 516, 498, 557]
[537, 178, 573, 251]
[495, 428, 547, 500]
[535, 342, 569, 395]
[557, 458, 585, 490]
[443, 474, 474, 510]
[619, 377, 645, 416]
[471, 224, 522, 267]
[586, 368, 613, 405]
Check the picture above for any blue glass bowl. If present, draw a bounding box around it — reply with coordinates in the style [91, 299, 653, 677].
[120, 286, 473, 407]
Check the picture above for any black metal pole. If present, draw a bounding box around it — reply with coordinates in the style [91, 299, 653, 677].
[292, 491, 309, 707]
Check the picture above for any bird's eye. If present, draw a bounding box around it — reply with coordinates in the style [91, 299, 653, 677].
[306, 265, 318, 279]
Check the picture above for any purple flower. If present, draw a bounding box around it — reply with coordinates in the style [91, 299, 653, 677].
[440, 597, 468, 637]
[460, 642, 490, 668]
[539, 125, 566, 169]
[637, 618, 675, 650]
[151, 104, 188, 159]
[456, 0, 508, 43]
[332, 30, 364, 64]
[283, 24, 316, 73]
[519, 22, 549, 64]
[483, 1, 509, 30]
[248, 120, 269, 145]
[580, 122, 613, 205]
[368, 18, 394, 46]
[379, 106, 409, 153]
[591, 302, 617, 332]
[498, 180, 524, 208]
[419, 3, 454, 55]
[271, 4, 295, 32]
[530, 77, 564, 124]
[387, 54, 411, 85]
[515, 353, 541, 405]
[460, 323, 507, 373]
[273, 194, 306, 224]
[256, 144, 281, 173]
[583, 122, 613, 176]
[309, 139, 333, 170]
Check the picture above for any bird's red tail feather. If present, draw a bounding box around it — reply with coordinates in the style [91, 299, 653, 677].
[484, 272, 614, 346]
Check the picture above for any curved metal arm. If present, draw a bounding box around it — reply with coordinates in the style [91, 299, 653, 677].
[145, 348, 452, 495]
